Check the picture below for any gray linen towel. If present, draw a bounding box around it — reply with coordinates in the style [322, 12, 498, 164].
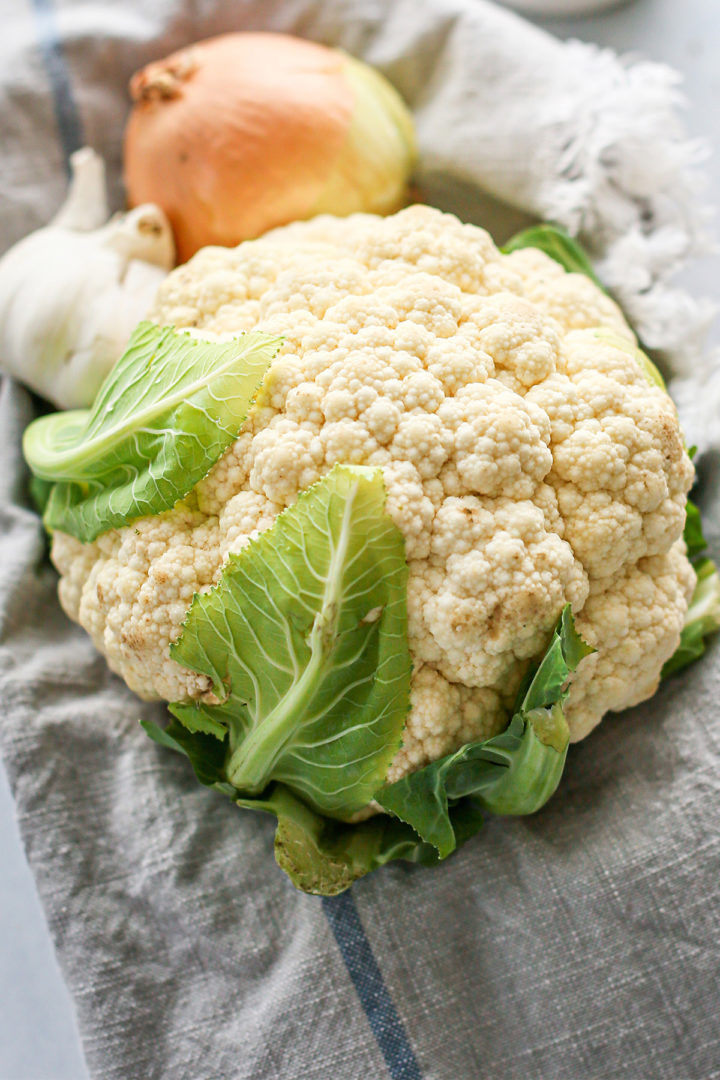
[1, 2, 719, 1078]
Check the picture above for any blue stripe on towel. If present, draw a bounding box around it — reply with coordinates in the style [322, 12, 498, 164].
[323, 892, 422, 1080]
[30, 0, 84, 168]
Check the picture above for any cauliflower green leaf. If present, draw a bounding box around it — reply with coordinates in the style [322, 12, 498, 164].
[375, 607, 593, 857]
[145, 604, 590, 893]
[502, 224, 605, 289]
[141, 717, 481, 895]
[22, 321, 281, 542]
[237, 785, 439, 896]
[169, 464, 412, 820]
[662, 558, 720, 678]
[141, 716, 237, 798]
[662, 491, 720, 678]
[663, 558, 720, 680]
[683, 496, 708, 560]
[140, 715, 441, 895]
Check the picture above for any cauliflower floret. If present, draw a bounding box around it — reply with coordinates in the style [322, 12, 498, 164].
[54, 510, 221, 701]
[409, 493, 589, 692]
[51, 205, 696, 776]
[386, 665, 508, 782]
[568, 540, 696, 739]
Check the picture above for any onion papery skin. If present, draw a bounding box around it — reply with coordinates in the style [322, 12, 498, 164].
[124, 33, 416, 262]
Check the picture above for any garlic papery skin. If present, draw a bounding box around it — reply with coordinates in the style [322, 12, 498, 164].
[0, 147, 175, 410]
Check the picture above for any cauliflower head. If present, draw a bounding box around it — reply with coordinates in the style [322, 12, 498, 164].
[52, 205, 695, 783]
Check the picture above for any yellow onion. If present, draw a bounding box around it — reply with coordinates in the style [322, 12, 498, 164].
[123, 33, 417, 262]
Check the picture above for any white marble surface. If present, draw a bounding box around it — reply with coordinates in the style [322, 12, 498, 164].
[1, 0, 717, 1076]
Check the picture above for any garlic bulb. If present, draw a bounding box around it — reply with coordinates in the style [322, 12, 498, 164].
[0, 147, 175, 410]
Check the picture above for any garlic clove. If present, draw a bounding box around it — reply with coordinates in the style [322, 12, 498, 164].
[0, 147, 176, 410]
[50, 147, 109, 231]
[49, 260, 169, 410]
[102, 204, 175, 270]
